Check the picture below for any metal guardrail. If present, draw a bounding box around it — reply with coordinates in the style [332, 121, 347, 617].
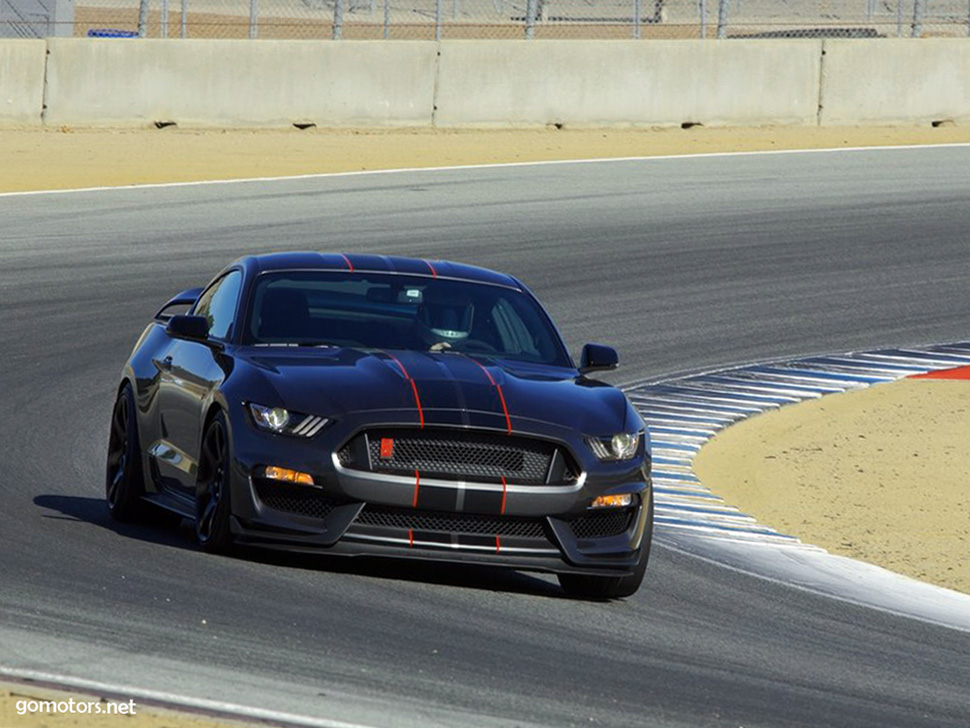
[3, 0, 970, 39]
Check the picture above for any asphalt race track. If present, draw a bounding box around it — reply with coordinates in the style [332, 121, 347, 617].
[2, 147, 970, 728]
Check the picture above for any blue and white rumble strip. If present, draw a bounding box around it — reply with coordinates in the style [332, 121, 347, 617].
[624, 342, 970, 549]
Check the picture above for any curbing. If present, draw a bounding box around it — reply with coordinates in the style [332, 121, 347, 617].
[624, 341, 970, 548]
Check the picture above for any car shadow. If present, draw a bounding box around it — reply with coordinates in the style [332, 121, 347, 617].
[243, 546, 568, 599]
[33, 494, 570, 599]
[34, 493, 196, 551]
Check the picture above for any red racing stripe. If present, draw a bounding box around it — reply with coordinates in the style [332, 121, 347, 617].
[424, 260, 438, 278]
[409, 379, 425, 427]
[381, 351, 425, 428]
[409, 529, 414, 547]
[500, 476, 508, 515]
[382, 351, 409, 379]
[339, 253, 354, 272]
[495, 535, 501, 553]
[495, 385, 512, 434]
[468, 358, 512, 434]
[472, 359, 497, 386]
[412, 469, 420, 508]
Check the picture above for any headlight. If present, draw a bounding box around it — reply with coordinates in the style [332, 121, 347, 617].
[587, 431, 642, 461]
[248, 403, 329, 438]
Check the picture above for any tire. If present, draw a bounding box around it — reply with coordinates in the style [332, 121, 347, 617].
[195, 411, 234, 554]
[558, 492, 654, 600]
[105, 383, 147, 522]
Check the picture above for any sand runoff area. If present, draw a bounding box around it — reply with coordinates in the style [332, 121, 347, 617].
[1, 124, 968, 723]
[695, 372, 970, 596]
[1, 124, 970, 193]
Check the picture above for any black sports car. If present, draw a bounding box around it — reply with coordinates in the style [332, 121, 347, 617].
[106, 253, 652, 598]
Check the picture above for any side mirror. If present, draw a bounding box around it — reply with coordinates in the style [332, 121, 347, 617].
[579, 343, 619, 375]
[166, 314, 209, 341]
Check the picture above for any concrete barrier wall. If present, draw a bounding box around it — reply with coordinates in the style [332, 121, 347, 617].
[820, 39, 970, 126]
[20, 38, 970, 129]
[435, 40, 823, 128]
[0, 40, 46, 124]
[44, 39, 438, 126]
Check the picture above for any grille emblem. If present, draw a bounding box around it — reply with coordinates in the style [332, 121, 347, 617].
[379, 438, 395, 459]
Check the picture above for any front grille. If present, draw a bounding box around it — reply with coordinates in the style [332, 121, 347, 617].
[353, 505, 548, 539]
[568, 508, 635, 539]
[253, 478, 343, 519]
[339, 428, 578, 485]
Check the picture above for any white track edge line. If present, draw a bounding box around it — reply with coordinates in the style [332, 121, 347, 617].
[655, 540, 970, 635]
[0, 666, 379, 728]
[3, 142, 970, 198]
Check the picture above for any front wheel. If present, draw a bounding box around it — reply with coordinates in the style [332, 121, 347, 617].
[195, 412, 234, 554]
[558, 493, 654, 600]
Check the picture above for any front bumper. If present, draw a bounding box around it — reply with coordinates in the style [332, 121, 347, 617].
[226, 406, 651, 576]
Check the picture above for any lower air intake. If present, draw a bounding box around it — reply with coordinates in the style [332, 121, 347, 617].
[253, 479, 344, 520]
[354, 505, 548, 539]
[568, 508, 635, 539]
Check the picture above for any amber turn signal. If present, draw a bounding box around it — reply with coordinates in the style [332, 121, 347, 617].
[263, 465, 314, 486]
[591, 493, 633, 509]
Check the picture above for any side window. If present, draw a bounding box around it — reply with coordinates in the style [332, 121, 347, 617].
[193, 271, 243, 341]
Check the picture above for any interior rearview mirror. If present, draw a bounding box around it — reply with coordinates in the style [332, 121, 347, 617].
[579, 343, 619, 375]
[166, 314, 209, 341]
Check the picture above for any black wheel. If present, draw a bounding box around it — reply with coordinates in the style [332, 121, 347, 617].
[558, 492, 654, 600]
[195, 411, 234, 554]
[106, 383, 148, 522]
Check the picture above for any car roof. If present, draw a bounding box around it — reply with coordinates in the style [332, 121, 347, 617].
[237, 252, 521, 290]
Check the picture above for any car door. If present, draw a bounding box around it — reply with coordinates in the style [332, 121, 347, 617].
[156, 270, 243, 492]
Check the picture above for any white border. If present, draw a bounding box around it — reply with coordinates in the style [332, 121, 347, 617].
[0, 666, 377, 728]
[3, 142, 970, 199]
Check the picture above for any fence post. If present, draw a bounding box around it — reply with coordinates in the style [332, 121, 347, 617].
[181, 0, 187, 37]
[435, 0, 442, 39]
[248, 0, 257, 38]
[699, 0, 706, 38]
[383, 0, 390, 38]
[137, 0, 149, 37]
[633, 0, 641, 38]
[716, 0, 728, 38]
[896, 0, 903, 36]
[333, 0, 344, 39]
[912, 0, 925, 37]
[161, 0, 169, 37]
[525, 0, 537, 38]
[967, 0, 970, 37]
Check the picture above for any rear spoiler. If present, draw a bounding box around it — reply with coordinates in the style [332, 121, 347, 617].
[154, 286, 204, 322]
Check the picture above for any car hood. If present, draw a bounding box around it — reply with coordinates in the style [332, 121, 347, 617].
[236, 347, 632, 436]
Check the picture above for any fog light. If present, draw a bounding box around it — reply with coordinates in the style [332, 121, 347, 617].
[263, 465, 314, 486]
[591, 493, 633, 508]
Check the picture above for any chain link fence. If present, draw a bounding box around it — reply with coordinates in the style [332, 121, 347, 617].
[3, 0, 970, 39]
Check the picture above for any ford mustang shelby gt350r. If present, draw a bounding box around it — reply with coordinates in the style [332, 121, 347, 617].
[106, 253, 653, 598]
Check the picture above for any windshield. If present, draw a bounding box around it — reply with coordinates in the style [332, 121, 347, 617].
[244, 271, 572, 366]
